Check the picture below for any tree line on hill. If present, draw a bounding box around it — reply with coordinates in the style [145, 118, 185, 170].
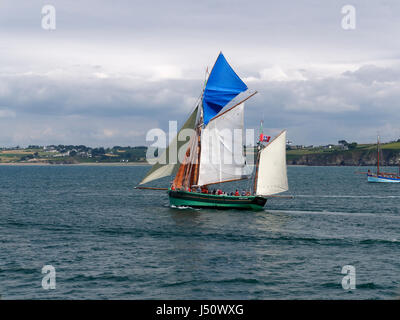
[22, 145, 148, 162]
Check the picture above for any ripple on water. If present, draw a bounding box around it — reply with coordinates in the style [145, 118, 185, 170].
[1, 165, 400, 299]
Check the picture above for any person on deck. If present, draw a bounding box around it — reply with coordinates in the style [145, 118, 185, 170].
[217, 189, 223, 195]
[234, 190, 239, 196]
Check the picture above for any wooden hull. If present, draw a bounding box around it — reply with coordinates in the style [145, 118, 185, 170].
[168, 190, 267, 210]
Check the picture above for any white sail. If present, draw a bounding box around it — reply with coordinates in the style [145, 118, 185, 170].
[139, 163, 176, 185]
[256, 130, 288, 196]
[197, 103, 248, 186]
[139, 106, 198, 185]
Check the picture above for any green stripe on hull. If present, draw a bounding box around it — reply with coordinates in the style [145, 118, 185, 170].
[168, 190, 267, 211]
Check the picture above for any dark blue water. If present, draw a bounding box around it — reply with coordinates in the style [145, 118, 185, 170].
[0, 165, 399, 299]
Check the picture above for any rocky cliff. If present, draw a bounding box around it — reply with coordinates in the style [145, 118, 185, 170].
[287, 149, 400, 166]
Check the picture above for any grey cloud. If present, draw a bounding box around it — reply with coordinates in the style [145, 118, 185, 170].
[0, 72, 200, 118]
[1, 0, 400, 146]
[343, 65, 400, 85]
[2, 62, 400, 146]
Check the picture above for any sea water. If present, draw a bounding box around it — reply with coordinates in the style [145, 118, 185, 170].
[0, 165, 399, 299]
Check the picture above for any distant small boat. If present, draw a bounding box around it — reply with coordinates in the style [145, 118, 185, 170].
[367, 174, 400, 183]
[367, 135, 400, 183]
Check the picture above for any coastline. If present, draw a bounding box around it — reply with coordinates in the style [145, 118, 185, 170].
[0, 162, 384, 167]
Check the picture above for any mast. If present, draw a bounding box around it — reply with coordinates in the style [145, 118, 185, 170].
[253, 119, 263, 194]
[377, 135, 380, 175]
[191, 81, 205, 187]
[253, 145, 261, 194]
[192, 122, 202, 186]
[192, 68, 208, 187]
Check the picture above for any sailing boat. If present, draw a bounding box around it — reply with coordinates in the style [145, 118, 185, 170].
[367, 135, 400, 183]
[136, 53, 289, 210]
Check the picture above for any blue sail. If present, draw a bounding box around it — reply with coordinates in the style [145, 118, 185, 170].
[202, 53, 248, 125]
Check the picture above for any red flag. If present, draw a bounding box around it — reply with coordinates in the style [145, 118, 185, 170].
[260, 134, 271, 142]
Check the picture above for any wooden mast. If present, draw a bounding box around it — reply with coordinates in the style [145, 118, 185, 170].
[190, 70, 207, 188]
[253, 145, 261, 195]
[191, 124, 202, 187]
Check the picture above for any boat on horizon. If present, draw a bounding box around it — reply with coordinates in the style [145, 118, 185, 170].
[366, 135, 400, 183]
[136, 52, 289, 210]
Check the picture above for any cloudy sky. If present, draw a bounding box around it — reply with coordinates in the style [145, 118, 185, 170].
[1, 0, 400, 147]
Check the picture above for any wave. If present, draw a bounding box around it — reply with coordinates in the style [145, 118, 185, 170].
[294, 194, 400, 199]
[67, 273, 131, 283]
[357, 282, 383, 289]
[320, 282, 383, 290]
[265, 209, 400, 219]
[170, 205, 192, 210]
[161, 277, 263, 288]
[359, 238, 399, 245]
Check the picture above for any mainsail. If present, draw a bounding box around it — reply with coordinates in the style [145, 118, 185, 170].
[255, 130, 288, 196]
[197, 103, 248, 186]
[139, 106, 199, 185]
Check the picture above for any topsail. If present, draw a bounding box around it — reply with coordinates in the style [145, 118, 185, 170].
[202, 53, 248, 126]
